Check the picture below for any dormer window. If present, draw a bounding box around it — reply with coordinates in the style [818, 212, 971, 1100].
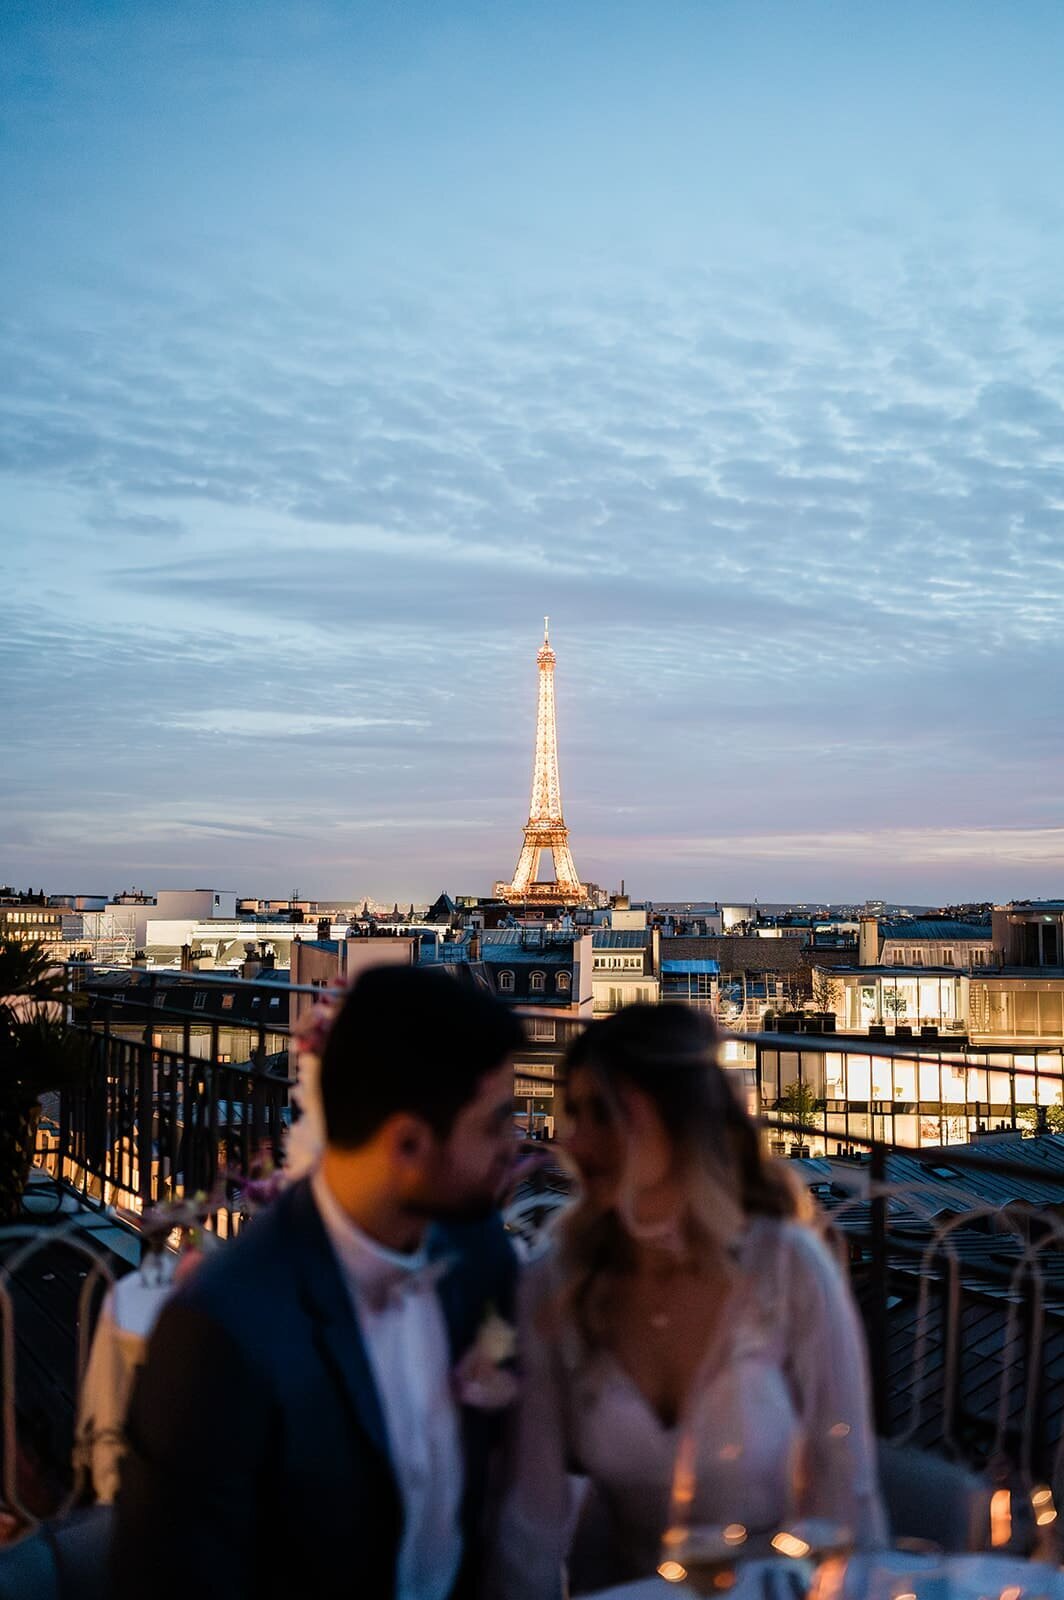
[530, 970, 546, 994]
[498, 970, 515, 994]
[556, 970, 571, 994]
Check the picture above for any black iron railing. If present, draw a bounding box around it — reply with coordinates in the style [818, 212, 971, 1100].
[30, 979, 1064, 1480]
[45, 965, 303, 1235]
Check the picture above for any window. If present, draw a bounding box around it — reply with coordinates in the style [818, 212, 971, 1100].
[269, 996, 281, 1008]
[221, 993, 235, 1010]
[529, 1018, 556, 1042]
[529, 970, 545, 993]
[942, 950, 954, 967]
[193, 992, 207, 1010]
[911, 950, 923, 966]
[498, 970, 515, 994]
[556, 970, 571, 994]
[153, 992, 166, 1008]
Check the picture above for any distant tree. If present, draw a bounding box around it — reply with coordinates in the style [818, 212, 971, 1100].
[882, 985, 907, 1022]
[1019, 1104, 1064, 1135]
[810, 970, 841, 1013]
[777, 1080, 824, 1135]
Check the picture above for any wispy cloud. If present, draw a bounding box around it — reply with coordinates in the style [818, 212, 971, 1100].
[3, 1, 1063, 898]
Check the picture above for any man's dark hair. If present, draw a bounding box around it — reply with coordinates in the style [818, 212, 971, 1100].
[319, 965, 525, 1149]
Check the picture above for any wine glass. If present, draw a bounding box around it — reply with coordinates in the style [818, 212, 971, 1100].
[659, 1409, 823, 1593]
[659, 1431, 782, 1592]
[769, 1420, 859, 1574]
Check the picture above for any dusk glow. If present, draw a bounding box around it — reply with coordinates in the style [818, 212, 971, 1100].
[4, 2, 1064, 900]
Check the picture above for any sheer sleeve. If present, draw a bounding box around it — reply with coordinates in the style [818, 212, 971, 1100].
[490, 1254, 576, 1600]
[781, 1224, 888, 1548]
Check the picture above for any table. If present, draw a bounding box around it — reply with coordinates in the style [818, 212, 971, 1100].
[585, 1551, 1064, 1600]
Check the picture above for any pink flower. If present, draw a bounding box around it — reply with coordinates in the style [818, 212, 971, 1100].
[452, 1309, 519, 1411]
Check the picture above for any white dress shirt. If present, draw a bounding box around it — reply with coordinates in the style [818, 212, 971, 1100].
[312, 1170, 464, 1600]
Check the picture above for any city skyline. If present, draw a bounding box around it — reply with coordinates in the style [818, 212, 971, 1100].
[4, 2, 1064, 901]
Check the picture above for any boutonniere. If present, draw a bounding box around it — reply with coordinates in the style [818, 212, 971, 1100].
[452, 1304, 519, 1410]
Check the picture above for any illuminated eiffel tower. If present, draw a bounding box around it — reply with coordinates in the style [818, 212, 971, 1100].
[504, 619, 584, 907]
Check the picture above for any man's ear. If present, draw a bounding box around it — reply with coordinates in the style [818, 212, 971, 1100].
[384, 1112, 436, 1166]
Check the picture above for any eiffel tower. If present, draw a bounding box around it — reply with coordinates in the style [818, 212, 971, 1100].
[504, 619, 584, 906]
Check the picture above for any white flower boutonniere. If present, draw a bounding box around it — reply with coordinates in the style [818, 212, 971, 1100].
[453, 1306, 519, 1411]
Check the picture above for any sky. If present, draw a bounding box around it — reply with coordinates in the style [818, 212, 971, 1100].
[3, 0, 1064, 904]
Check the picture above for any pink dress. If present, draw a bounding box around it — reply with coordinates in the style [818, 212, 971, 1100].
[494, 1218, 886, 1597]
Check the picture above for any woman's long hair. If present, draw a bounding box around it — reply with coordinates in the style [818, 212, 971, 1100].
[557, 1003, 803, 1344]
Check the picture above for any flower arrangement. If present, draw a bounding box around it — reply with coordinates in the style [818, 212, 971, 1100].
[285, 979, 348, 1179]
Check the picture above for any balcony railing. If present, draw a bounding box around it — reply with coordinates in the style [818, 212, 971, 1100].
[46, 964, 300, 1235]
[3, 992, 1064, 1527]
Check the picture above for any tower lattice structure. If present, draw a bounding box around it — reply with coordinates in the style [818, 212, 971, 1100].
[505, 619, 584, 906]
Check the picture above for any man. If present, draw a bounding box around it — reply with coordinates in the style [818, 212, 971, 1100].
[112, 965, 524, 1600]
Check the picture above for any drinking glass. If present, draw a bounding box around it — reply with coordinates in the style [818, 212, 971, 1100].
[659, 1410, 841, 1593]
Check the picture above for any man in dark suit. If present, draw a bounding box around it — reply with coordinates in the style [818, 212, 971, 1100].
[112, 965, 524, 1600]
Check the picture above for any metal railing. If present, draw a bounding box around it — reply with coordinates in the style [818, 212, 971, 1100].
[12, 984, 1064, 1499]
[50, 964, 304, 1234]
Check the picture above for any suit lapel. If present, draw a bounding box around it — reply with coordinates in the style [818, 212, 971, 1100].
[290, 1181, 394, 1467]
[429, 1225, 478, 1367]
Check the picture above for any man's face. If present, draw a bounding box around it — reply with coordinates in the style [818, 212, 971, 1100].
[410, 1057, 518, 1222]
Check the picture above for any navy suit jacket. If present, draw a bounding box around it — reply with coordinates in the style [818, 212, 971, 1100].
[111, 1180, 518, 1600]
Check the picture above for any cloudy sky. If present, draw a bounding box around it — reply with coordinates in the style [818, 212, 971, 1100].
[4, 1, 1064, 904]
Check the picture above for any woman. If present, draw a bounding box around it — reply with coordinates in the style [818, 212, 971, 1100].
[494, 1004, 885, 1597]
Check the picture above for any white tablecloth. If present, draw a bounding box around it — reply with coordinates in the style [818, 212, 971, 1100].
[585, 1552, 1064, 1600]
[75, 1257, 178, 1503]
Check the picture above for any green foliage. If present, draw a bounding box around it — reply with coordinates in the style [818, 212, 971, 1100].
[777, 1080, 824, 1133]
[0, 939, 90, 1106]
[810, 970, 841, 1013]
[1018, 1103, 1064, 1134]
[882, 986, 908, 1020]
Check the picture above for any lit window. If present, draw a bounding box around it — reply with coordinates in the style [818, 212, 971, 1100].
[556, 970, 571, 994]
[530, 970, 545, 993]
[498, 970, 515, 994]
[221, 993, 235, 1009]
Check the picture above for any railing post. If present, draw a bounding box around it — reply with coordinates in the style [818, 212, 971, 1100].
[869, 1138, 889, 1434]
[137, 974, 157, 1212]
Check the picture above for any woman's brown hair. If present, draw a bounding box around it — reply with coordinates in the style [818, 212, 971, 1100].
[556, 1003, 804, 1343]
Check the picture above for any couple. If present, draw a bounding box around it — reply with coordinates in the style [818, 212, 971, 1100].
[112, 966, 883, 1599]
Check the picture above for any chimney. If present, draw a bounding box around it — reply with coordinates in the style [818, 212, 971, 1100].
[317, 917, 331, 941]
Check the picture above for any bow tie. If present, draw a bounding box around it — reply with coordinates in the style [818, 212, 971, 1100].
[360, 1254, 454, 1315]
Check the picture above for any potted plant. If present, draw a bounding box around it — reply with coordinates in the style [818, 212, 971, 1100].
[805, 970, 841, 1033]
[0, 940, 89, 1221]
[777, 1080, 824, 1157]
[882, 984, 908, 1030]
